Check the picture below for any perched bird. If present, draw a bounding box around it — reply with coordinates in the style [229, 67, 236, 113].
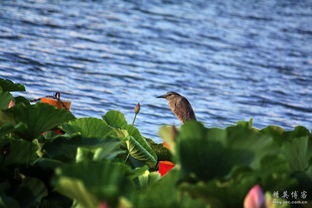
[157, 92, 196, 123]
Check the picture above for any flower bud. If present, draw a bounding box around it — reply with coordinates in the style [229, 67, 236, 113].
[8, 100, 15, 108]
[244, 184, 265, 208]
[134, 103, 140, 114]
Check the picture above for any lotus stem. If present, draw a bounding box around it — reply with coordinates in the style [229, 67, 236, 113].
[132, 113, 138, 125]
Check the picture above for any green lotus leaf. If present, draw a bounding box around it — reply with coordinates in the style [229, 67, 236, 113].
[179, 176, 257, 208]
[158, 125, 176, 155]
[146, 137, 172, 161]
[43, 135, 120, 162]
[0, 123, 15, 135]
[121, 125, 157, 166]
[177, 120, 275, 181]
[54, 177, 98, 208]
[14, 96, 30, 105]
[76, 140, 124, 162]
[136, 169, 206, 208]
[62, 117, 113, 139]
[0, 193, 20, 208]
[261, 125, 311, 144]
[103, 111, 158, 166]
[0, 79, 25, 92]
[3, 103, 75, 140]
[103, 110, 128, 128]
[54, 160, 134, 207]
[12, 177, 48, 208]
[32, 158, 63, 171]
[282, 136, 311, 171]
[177, 121, 246, 180]
[137, 170, 161, 190]
[0, 92, 13, 110]
[126, 136, 157, 165]
[0, 136, 38, 167]
[225, 122, 275, 169]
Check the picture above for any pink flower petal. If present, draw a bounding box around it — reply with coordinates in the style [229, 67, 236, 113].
[244, 184, 265, 208]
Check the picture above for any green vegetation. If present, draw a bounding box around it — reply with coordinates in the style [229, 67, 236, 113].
[0, 78, 311, 208]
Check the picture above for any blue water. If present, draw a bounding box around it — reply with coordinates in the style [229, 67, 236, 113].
[0, 0, 311, 142]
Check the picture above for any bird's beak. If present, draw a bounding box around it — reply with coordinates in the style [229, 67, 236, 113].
[156, 94, 166, 98]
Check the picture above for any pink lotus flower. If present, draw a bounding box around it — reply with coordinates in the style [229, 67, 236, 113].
[244, 184, 265, 208]
[8, 100, 15, 108]
[98, 201, 109, 208]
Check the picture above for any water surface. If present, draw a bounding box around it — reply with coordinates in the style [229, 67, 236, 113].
[0, 0, 311, 142]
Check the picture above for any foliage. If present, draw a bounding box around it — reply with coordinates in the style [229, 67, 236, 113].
[0, 78, 311, 208]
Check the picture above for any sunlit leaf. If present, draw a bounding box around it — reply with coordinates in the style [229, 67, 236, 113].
[43, 135, 120, 162]
[158, 125, 176, 155]
[54, 161, 134, 207]
[126, 136, 157, 166]
[137, 170, 161, 190]
[62, 117, 113, 139]
[55, 177, 98, 208]
[76, 140, 124, 162]
[103, 110, 128, 128]
[3, 103, 75, 140]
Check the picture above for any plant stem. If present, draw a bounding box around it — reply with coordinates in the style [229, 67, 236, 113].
[132, 113, 138, 125]
[125, 153, 130, 163]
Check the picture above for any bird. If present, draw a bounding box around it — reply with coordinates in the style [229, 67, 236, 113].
[157, 92, 196, 123]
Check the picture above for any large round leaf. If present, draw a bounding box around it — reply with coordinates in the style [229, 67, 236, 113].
[3, 103, 75, 140]
[54, 161, 134, 207]
[62, 117, 113, 139]
[103, 110, 128, 128]
[123, 125, 157, 166]
[0, 79, 25, 92]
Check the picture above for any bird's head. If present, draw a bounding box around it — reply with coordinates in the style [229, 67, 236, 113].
[157, 92, 181, 100]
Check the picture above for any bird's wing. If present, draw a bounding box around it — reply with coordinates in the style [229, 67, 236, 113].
[173, 97, 196, 122]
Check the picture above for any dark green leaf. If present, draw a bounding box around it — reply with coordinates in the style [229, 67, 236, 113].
[137, 169, 206, 208]
[0, 193, 20, 208]
[282, 136, 311, 171]
[43, 135, 121, 162]
[3, 103, 75, 140]
[146, 137, 172, 161]
[0, 92, 13, 110]
[54, 161, 134, 207]
[178, 121, 250, 180]
[32, 158, 63, 171]
[0, 137, 38, 167]
[0, 123, 15, 135]
[0, 79, 25, 92]
[14, 96, 30, 105]
[12, 177, 48, 208]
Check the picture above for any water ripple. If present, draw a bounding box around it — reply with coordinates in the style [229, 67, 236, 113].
[0, 0, 311, 141]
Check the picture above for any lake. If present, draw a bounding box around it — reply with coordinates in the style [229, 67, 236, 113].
[0, 0, 311, 142]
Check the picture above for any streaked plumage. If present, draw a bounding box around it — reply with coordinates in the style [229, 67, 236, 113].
[157, 92, 196, 123]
